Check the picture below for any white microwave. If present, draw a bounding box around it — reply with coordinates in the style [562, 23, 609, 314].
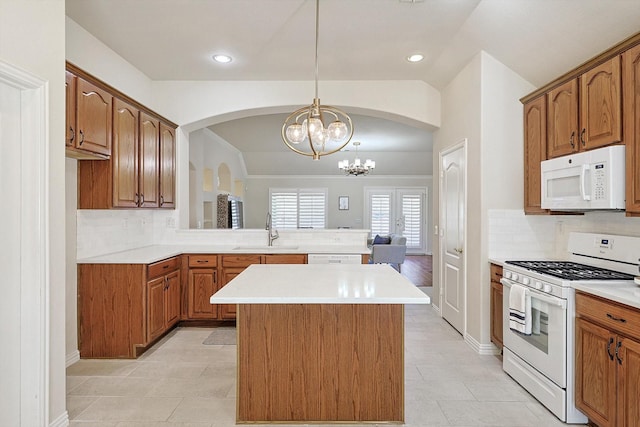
[541, 145, 625, 211]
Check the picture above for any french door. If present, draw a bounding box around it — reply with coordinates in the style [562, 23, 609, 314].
[364, 187, 426, 254]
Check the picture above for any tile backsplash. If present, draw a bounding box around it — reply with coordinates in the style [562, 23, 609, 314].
[489, 209, 640, 260]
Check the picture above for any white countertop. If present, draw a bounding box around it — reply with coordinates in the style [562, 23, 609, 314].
[572, 281, 640, 310]
[77, 244, 370, 264]
[209, 264, 431, 304]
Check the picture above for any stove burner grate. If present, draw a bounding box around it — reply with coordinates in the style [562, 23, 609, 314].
[505, 260, 634, 281]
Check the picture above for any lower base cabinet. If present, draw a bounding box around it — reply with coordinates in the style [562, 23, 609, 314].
[78, 256, 180, 358]
[575, 292, 640, 427]
[489, 263, 503, 350]
[186, 255, 218, 319]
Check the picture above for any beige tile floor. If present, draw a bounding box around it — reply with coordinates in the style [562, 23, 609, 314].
[67, 297, 585, 427]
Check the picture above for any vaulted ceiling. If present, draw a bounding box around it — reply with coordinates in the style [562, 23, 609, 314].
[66, 0, 640, 176]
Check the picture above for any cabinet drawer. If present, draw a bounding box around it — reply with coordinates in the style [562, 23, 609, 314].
[576, 291, 640, 338]
[188, 254, 218, 268]
[147, 256, 180, 279]
[263, 254, 307, 264]
[490, 263, 503, 283]
[222, 255, 262, 268]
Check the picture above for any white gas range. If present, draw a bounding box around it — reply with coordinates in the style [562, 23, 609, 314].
[500, 232, 638, 424]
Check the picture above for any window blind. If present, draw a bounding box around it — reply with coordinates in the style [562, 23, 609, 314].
[270, 188, 327, 229]
[402, 194, 422, 248]
[370, 194, 391, 236]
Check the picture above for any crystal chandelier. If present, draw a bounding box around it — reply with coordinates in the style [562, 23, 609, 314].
[338, 142, 375, 176]
[281, 0, 354, 160]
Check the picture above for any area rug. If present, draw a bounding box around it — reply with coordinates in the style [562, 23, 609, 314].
[202, 327, 236, 345]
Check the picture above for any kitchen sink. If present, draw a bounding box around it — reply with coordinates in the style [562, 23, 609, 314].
[232, 245, 299, 251]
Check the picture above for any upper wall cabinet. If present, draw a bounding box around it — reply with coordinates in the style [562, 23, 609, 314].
[547, 56, 622, 159]
[523, 95, 548, 214]
[70, 63, 178, 210]
[66, 72, 112, 160]
[624, 44, 640, 215]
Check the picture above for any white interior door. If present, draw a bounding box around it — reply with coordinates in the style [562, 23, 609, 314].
[439, 141, 466, 334]
[365, 187, 426, 254]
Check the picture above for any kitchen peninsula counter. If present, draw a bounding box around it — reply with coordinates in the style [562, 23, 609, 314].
[77, 243, 370, 264]
[210, 264, 430, 424]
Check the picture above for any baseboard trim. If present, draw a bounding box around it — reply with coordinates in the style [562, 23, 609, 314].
[65, 350, 80, 367]
[464, 333, 501, 355]
[49, 411, 69, 427]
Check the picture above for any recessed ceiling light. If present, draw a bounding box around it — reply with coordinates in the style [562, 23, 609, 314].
[407, 54, 424, 63]
[212, 54, 232, 64]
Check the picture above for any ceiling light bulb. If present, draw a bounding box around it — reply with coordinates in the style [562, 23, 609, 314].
[328, 120, 348, 142]
[407, 54, 424, 63]
[212, 54, 232, 63]
[285, 124, 305, 144]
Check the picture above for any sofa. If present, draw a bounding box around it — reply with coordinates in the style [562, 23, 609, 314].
[368, 233, 407, 272]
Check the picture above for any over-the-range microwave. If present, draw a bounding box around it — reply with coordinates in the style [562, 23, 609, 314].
[541, 145, 625, 211]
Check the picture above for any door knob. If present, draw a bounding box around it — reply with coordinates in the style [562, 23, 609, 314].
[454, 247, 463, 254]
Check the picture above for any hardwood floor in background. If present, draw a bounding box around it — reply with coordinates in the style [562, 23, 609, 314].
[402, 255, 432, 287]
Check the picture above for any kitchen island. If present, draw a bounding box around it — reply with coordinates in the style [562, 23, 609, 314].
[210, 263, 430, 424]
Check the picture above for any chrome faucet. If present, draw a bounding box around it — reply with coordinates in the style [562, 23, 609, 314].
[266, 212, 279, 246]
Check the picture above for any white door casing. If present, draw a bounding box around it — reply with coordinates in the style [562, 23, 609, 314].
[439, 140, 467, 335]
[0, 60, 49, 426]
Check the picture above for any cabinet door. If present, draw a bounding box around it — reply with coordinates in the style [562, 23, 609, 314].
[575, 318, 617, 427]
[139, 112, 160, 208]
[165, 270, 181, 327]
[617, 336, 640, 427]
[547, 79, 579, 158]
[147, 276, 166, 342]
[580, 56, 622, 151]
[624, 44, 640, 215]
[220, 268, 245, 320]
[112, 98, 140, 208]
[65, 72, 76, 147]
[490, 281, 503, 349]
[523, 95, 548, 214]
[188, 268, 218, 319]
[159, 122, 176, 208]
[76, 77, 112, 156]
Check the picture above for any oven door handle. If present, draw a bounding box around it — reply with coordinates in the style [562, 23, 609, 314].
[500, 278, 567, 309]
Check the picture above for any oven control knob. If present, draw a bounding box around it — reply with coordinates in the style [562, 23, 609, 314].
[543, 284, 552, 293]
[511, 273, 519, 281]
[522, 277, 530, 285]
[535, 281, 542, 290]
[504, 271, 511, 279]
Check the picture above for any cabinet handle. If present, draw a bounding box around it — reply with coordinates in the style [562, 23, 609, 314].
[160, 195, 164, 206]
[580, 128, 586, 146]
[139, 193, 144, 207]
[615, 340, 623, 365]
[214, 270, 217, 283]
[569, 131, 575, 149]
[79, 129, 85, 146]
[606, 313, 627, 323]
[607, 337, 614, 361]
[196, 260, 208, 264]
[69, 126, 75, 143]
[135, 193, 140, 206]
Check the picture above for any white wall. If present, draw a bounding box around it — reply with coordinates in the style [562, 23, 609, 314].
[0, 0, 67, 425]
[433, 51, 536, 351]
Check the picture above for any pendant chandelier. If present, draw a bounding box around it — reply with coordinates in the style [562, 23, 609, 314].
[281, 0, 354, 160]
[338, 142, 375, 176]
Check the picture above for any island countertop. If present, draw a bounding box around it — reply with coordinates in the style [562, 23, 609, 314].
[209, 263, 431, 304]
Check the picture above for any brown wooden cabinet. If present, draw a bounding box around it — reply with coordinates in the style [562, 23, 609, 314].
[112, 98, 140, 208]
[547, 57, 622, 159]
[78, 256, 181, 358]
[139, 112, 160, 208]
[65, 72, 112, 159]
[523, 95, 548, 214]
[159, 123, 176, 208]
[187, 255, 219, 320]
[624, 43, 640, 215]
[547, 79, 579, 158]
[489, 263, 503, 350]
[219, 255, 262, 320]
[575, 291, 640, 426]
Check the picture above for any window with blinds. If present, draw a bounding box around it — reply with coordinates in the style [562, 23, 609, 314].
[370, 194, 391, 236]
[270, 188, 327, 229]
[402, 194, 422, 247]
